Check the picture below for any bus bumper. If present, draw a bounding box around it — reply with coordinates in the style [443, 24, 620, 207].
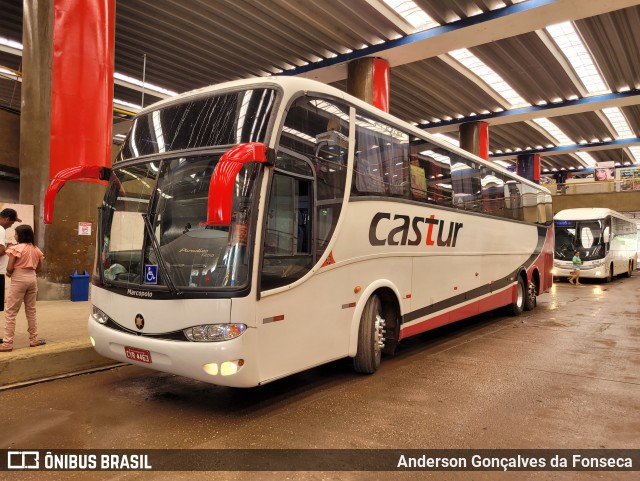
[88, 317, 260, 387]
[552, 265, 607, 279]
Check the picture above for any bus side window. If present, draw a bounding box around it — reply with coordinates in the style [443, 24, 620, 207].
[504, 181, 524, 221]
[352, 114, 410, 199]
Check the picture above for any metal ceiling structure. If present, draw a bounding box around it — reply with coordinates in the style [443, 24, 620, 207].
[1, 0, 640, 173]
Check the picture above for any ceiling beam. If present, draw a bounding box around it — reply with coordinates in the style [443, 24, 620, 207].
[287, 0, 640, 83]
[490, 137, 640, 160]
[421, 90, 640, 133]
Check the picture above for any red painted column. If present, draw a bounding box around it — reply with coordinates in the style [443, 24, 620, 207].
[346, 57, 390, 112]
[460, 121, 489, 160]
[516, 153, 541, 183]
[50, 0, 115, 179]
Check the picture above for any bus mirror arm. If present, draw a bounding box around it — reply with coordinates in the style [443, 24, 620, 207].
[44, 165, 112, 224]
[206, 142, 274, 226]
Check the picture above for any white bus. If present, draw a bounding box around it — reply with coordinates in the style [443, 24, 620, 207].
[553, 208, 638, 281]
[88, 77, 553, 387]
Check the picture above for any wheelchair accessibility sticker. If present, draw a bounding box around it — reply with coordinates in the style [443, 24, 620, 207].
[144, 265, 158, 284]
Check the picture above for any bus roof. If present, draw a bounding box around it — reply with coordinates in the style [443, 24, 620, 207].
[554, 208, 634, 222]
[134, 76, 549, 193]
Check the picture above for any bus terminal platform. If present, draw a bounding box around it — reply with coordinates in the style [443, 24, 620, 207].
[1, 272, 639, 390]
[0, 300, 120, 389]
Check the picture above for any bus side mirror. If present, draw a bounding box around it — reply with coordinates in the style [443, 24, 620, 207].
[206, 142, 273, 226]
[44, 165, 112, 224]
[603, 226, 610, 243]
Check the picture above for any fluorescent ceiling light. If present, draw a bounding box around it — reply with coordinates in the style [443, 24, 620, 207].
[546, 22, 609, 95]
[448, 49, 529, 107]
[0, 67, 20, 80]
[114, 73, 178, 97]
[533, 118, 573, 145]
[113, 99, 142, 112]
[382, 0, 439, 32]
[602, 107, 634, 139]
[0, 36, 22, 50]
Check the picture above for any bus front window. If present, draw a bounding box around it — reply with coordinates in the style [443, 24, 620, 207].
[554, 220, 605, 261]
[100, 155, 262, 291]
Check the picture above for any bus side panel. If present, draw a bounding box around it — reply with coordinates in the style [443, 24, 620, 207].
[255, 257, 411, 384]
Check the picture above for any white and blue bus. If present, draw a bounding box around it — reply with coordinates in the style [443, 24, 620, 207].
[86, 77, 553, 387]
[553, 208, 638, 281]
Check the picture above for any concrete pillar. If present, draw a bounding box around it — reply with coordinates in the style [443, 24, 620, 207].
[516, 153, 541, 183]
[20, 0, 112, 300]
[346, 57, 390, 112]
[459, 121, 489, 160]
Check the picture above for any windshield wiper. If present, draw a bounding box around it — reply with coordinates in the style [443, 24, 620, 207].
[141, 213, 181, 296]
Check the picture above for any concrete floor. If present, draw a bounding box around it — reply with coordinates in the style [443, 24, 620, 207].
[1, 275, 638, 481]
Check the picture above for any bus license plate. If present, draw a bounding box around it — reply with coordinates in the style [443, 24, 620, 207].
[125, 346, 152, 364]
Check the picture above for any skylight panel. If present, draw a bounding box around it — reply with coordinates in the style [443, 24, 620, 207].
[628, 146, 640, 164]
[576, 152, 597, 166]
[448, 49, 529, 107]
[433, 133, 460, 147]
[546, 22, 609, 95]
[494, 160, 513, 169]
[532, 118, 573, 145]
[382, 0, 439, 32]
[602, 107, 635, 139]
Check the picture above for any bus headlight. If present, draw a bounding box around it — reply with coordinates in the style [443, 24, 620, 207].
[184, 323, 247, 342]
[91, 306, 109, 324]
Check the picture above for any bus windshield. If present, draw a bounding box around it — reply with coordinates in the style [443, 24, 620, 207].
[554, 220, 606, 261]
[99, 87, 277, 293]
[100, 156, 262, 292]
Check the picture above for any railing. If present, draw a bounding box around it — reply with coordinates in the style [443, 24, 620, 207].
[547, 178, 640, 195]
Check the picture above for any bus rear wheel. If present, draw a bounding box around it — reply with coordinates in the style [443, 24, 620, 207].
[505, 277, 525, 316]
[624, 261, 633, 278]
[353, 295, 385, 374]
[524, 280, 536, 311]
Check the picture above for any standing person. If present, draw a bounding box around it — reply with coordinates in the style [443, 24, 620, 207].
[0, 224, 45, 352]
[0, 208, 22, 312]
[569, 249, 582, 286]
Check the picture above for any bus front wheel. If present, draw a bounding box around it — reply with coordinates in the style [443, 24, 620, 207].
[505, 277, 525, 316]
[353, 295, 385, 374]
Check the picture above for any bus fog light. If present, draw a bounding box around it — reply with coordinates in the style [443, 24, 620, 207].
[221, 359, 244, 376]
[203, 363, 219, 375]
[91, 306, 109, 324]
[90, 336, 95, 347]
[184, 323, 247, 342]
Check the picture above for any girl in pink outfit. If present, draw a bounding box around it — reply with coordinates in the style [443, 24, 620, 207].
[0, 225, 45, 352]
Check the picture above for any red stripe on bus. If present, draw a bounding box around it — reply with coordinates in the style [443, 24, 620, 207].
[399, 286, 514, 340]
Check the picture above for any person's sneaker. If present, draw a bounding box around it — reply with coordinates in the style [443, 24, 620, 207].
[0, 343, 13, 352]
[29, 339, 47, 347]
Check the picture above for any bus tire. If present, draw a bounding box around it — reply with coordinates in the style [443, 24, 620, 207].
[353, 295, 385, 374]
[604, 264, 613, 283]
[624, 261, 632, 278]
[505, 276, 525, 316]
[524, 280, 536, 311]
